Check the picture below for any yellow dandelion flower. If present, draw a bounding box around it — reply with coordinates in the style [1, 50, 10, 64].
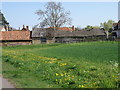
[81, 85, 84, 88]
[60, 74, 64, 76]
[64, 63, 67, 65]
[72, 76, 74, 78]
[68, 75, 70, 77]
[64, 73, 67, 75]
[78, 85, 84, 88]
[49, 62, 52, 63]
[55, 73, 59, 76]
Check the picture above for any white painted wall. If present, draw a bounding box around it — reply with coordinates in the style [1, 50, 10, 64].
[116, 30, 120, 38]
[0, 26, 6, 31]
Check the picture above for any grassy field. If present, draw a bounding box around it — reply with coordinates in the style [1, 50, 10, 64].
[2, 41, 119, 88]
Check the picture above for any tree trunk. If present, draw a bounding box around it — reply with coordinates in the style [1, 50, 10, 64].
[105, 31, 109, 39]
[52, 26, 55, 42]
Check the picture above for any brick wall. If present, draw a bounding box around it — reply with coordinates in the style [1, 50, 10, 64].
[32, 38, 41, 44]
[1, 41, 31, 46]
[0, 31, 31, 40]
[55, 36, 106, 43]
[47, 40, 55, 44]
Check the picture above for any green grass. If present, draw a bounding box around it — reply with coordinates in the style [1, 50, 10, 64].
[2, 41, 119, 88]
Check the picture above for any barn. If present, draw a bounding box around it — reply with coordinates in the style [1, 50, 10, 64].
[0, 30, 32, 46]
[32, 28, 106, 44]
[112, 20, 120, 39]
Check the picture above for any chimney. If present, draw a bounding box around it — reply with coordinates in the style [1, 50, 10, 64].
[72, 25, 75, 31]
[26, 26, 29, 30]
[19, 27, 20, 30]
[23, 25, 25, 28]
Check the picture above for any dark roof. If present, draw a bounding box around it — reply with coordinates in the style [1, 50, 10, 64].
[55, 29, 105, 37]
[0, 12, 9, 25]
[113, 23, 118, 27]
[48, 27, 73, 31]
[32, 28, 47, 37]
[32, 28, 105, 38]
[0, 12, 3, 21]
[113, 20, 120, 30]
[118, 20, 120, 28]
[32, 28, 54, 38]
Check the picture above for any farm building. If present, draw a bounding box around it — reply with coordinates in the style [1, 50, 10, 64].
[0, 26, 32, 46]
[32, 28, 106, 44]
[32, 28, 54, 44]
[0, 11, 9, 31]
[48, 26, 75, 31]
[112, 20, 120, 38]
[54, 29, 106, 43]
[0, 11, 17, 31]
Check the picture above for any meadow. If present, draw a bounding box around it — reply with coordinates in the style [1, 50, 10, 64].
[2, 41, 119, 88]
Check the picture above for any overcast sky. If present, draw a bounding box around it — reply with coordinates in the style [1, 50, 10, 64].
[1, 2, 118, 30]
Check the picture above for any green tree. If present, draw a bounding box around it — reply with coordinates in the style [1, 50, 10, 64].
[85, 25, 93, 30]
[92, 26, 100, 29]
[100, 20, 115, 39]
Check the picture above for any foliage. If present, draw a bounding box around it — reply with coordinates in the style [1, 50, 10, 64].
[100, 20, 115, 38]
[83, 26, 100, 31]
[75, 27, 82, 31]
[92, 26, 100, 29]
[100, 20, 115, 31]
[2, 41, 119, 88]
[84, 25, 93, 30]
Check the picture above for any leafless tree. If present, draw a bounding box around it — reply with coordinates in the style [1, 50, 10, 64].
[35, 2, 71, 28]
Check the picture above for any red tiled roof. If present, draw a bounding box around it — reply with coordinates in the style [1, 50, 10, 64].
[0, 31, 31, 40]
[49, 27, 73, 31]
